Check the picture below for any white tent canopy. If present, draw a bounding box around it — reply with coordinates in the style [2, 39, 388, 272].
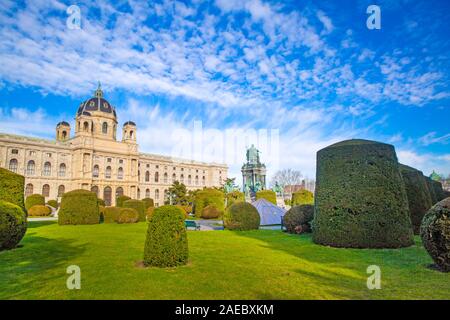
[252, 199, 287, 225]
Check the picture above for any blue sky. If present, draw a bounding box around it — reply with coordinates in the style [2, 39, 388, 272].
[0, 0, 449, 183]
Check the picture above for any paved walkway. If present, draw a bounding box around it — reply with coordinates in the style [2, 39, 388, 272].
[28, 217, 58, 221]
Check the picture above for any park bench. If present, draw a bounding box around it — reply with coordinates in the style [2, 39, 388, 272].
[185, 220, 200, 230]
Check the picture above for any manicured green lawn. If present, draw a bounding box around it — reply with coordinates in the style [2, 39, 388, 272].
[0, 221, 448, 300]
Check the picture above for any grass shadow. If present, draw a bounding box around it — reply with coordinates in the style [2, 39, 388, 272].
[26, 220, 57, 229]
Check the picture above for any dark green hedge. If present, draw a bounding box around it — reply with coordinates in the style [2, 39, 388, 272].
[431, 180, 446, 202]
[97, 198, 106, 207]
[144, 205, 188, 267]
[312, 139, 414, 248]
[0, 200, 27, 250]
[291, 190, 314, 206]
[117, 208, 139, 224]
[142, 198, 154, 210]
[58, 189, 100, 225]
[283, 205, 314, 234]
[194, 188, 224, 217]
[226, 191, 245, 207]
[399, 164, 433, 234]
[420, 197, 450, 272]
[255, 190, 277, 205]
[47, 200, 58, 209]
[25, 194, 45, 211]
[425, 177, 438, 204]
[223, 202, 260, 231]
[116, 195, 131, 207]
[0, 168, 25, 212]
[104, 207, 121, 223]
[123, 200, 146, 222]
[28, 205, 51, 217]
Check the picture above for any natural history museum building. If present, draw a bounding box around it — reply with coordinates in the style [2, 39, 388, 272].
[0, 85, 227, 206]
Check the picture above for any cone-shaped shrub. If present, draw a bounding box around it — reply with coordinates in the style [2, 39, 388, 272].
[0, 200, 27, 250]
[25, 194, 45, 211]
[0, 168, 25, 212]
[116, 195, 131, 207]
[256, 190, 277, 205]
[144, 205, 188, 267]
[104, 207, 120, 223]
[117, 208, 139, 224]
[141, 198, 154, 210]
[420, 197, 450, 272]
[425, 177, 438, 204]
[224, 202, 260, 231]
[123, 199, 146, 222]
[28, 205, 51, 217]
[291, 190, 314, 206]
[283, 205, 314, 234]
[313, 139, 414, 248]
[58, 189, 100, 225]
[194, 188, 224, 217]
[400, 164, 433, 234]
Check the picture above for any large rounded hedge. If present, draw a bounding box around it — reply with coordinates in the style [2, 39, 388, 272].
[144, 205, 188, 267]
[104, 207, 121, 223]
[420, 197, 450, 272]
[117, 208, 139, 224]
[0, 200, 27, 250]
[283, 205, 314, 234]
[28, 205, 51, 217]
[58, 189, 100, 225]
[425, 177, 438, 205]
[399, 164, 433, 234]
[313, 139, 414, 248]
[25, 194, 45, 211]
[431, 180, 446, 202]
[123, 200, 146, 222]
[291, 190, 314, 206]
[226, 191, 245, 207]
[141, 198, 154, 210]
[0, 168, 25, 212]
[194, 188, 224, 218]
[255, 190, 277, 205]
[116, 195, 131, 207]
[223, 202, 260, 231]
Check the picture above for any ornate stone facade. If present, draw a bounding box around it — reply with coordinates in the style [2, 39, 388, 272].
[0, 85, 227, 206]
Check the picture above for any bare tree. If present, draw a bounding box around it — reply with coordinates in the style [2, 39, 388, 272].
[270, 169, 303, 196]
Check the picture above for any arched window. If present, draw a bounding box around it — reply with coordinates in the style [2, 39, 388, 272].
[42, 184, 50, 197]
[137, 188, 140, 200]
[27, 160, 35, 175]
[58, 185, 65, 197]
[172, 173, 176, 183]
[188, 175, 192, 185]
[43, 162, 51, 176]
[180, 174, 184, 184]
[130, 130, 134, 139]
[102, 122, 108, 134]
[25, 184, 33, 197]
[93, 165, 99, 178]
[9, 159, 18, 173]
[118, 167, 123, 179]
[116, 187, 124, 198]
[138, 170, 141, 181]
[155, 172, 159, 182]
[163, 172, 168, 183]
[195, 175, 199, 185]
[202, 176, 206, 185]
[145, 171, 150, 182]
[104, 186, 112, 206]
[59, 163, 66, 177]
[105, 166, 111, 179]
[91, 186, 99, 197]
[146, 189, 150, 198]
[155, 189, 159, 199]
[62, 131, 67, 139]
[83, 121, 89, 131]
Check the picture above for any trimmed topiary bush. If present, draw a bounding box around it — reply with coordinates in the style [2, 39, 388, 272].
[313, 139, 414, 248]
[400, 164, 433, 234]
[194, 188, 224, 218]
[47, 200, 58, 209]
[142, 198, 154, 210]
[97, 198, 106, 207]
[25, 194, 45, 211]
[117, 208, 139, 224]
[58, 189, 100, 225]
[116, 195, 131, 207]
[104, 207, 120, 223]
[146, 206, 155, 221]
[144, 205, 188, 267]
[201, 205, 221, 219]
[256, 190, 277, 205]
[28, 205, 51, 217]
[420, 197, 450, 272]
[99, 206, 105, 223]
[291, 190, 314, 206]
[223, 202, 260, 231]
[431, 180, 446, 202]
[0, 200, 27, 250]
[283, 205, 314, 234]
[425, 177, 438, 205]
[226, 191, 245, 207]
[0, 168, 25, 212]
[123, 199, 146, 222]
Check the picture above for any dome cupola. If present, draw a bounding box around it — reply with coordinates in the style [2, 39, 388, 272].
[76, 82, 117, 118]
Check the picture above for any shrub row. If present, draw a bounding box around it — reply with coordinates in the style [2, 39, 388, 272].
[28, 205, 51, 217]
[25, 194, 45, 211]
